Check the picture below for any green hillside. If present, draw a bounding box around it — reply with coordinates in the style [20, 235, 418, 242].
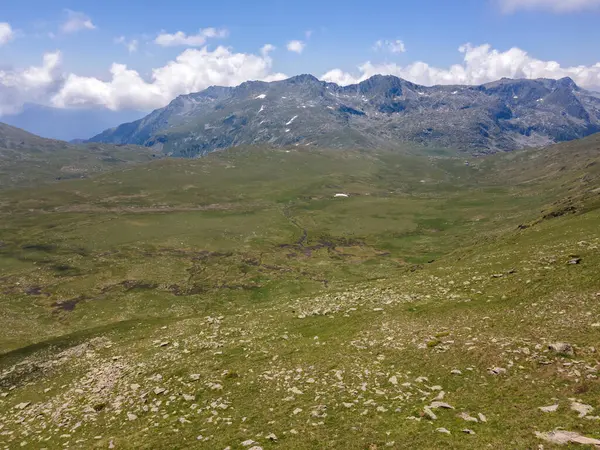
[0, 122, 160, 188]
[0, 135, 599, 449]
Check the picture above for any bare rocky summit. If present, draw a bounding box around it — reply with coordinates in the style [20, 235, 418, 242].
[89, 74, 600, 156]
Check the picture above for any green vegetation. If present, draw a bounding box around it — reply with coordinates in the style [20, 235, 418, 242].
[0, 135, 599, 449]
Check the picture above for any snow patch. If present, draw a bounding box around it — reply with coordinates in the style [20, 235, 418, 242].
[255, 94, 266, 99]
[286, 115, 298, 126]
[334, 193, 348, 198]
[258, 105, 265, 113]
[285, 128, 290, 133]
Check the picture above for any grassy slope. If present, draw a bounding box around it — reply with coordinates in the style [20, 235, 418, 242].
[0, 122, 160, 188]
[0, 136, 599, 449]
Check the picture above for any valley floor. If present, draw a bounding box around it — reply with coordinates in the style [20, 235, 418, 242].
[1, 140, 600, 449]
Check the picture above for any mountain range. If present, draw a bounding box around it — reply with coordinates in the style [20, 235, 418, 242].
[89, 74, 600, 156]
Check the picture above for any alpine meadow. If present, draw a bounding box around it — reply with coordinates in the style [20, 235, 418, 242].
[1, 1, 600, 449]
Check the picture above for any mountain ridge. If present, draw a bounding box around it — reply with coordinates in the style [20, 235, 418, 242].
[88, 74, 600, 156]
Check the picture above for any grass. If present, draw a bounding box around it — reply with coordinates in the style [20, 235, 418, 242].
[0, 136, 599, 448]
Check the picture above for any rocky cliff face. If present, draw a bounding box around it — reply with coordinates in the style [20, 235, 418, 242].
[89, 74, 600, 156]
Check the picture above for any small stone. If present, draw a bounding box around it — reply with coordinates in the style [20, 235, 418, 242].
[266, 433, 278, 441]
[539, 404, 559, 413]
[190, 374, 201, 381]
[489, 367, 507, 375]
[451, 369, 462, 375]
[535, 430, 600, 446]
[389, 376, 398, 385]
[423, 406, 437, 420]
[159, 341, 170, 347]
[548, 342, 574, 356]
[430, 401, 454, 410]
[292, 408, 303, 415]
[182, 394, 195, 401]
[436, 428, 451, 435]
[127, 412, 137, 421]
[15, 402, 30, 410]
[458, 412, 478, 422]
[154, 387, 166, 395]
[571, 401, 594, 418]
[477, 413, 487, 423]
[567, 258, 582, 265]
[462, 429, 476, 435]
[290, 387, 303, 395]
[241, 439, 256, 447]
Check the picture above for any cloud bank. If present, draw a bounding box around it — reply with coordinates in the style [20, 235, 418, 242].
[322, 43, 600, 89]
[1, 43, 599, 116]
[52, 46, 287, 110]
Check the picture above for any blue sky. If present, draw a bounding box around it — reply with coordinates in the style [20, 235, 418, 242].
[1, 0, 600, 114]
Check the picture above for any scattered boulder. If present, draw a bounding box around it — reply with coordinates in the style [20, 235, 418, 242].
[539, 404, 559, 413]
[535, 430, 600, 446]
[430, 401, 454, 410]
[451, 369, 462, 375]
[571, 401, 594, 418]
[423, 406, 437, 420]
[14, 402, 31, 410]
[477, 413, 487, 423]
[489, 367, 507, 375]
[436, 428, 451, 434]
[568, 258, 582, 265]
[462, 429, 476, 435]
[549, 342, 574, 356]
[458, 412, 479, 422]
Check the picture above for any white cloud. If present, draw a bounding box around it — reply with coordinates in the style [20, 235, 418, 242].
[52, 45, 287, 110]
[373, 39, 406, 54]
[0, 22, 14, 46]
[0, 52, 62, 115]
[499, 0, 600, 12]
[61, 10, 96, 34]
[115, 36, 139, 53]
[260, 44, 276, 57]
[287, 40, 305, 54]
[154, 28, 228, 47]
[321, 43, 600, 90]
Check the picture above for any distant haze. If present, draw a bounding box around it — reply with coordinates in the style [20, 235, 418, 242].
[1, 104, 147, 141]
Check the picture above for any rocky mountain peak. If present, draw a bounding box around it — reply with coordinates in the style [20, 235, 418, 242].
[89, 74, 600, 156]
